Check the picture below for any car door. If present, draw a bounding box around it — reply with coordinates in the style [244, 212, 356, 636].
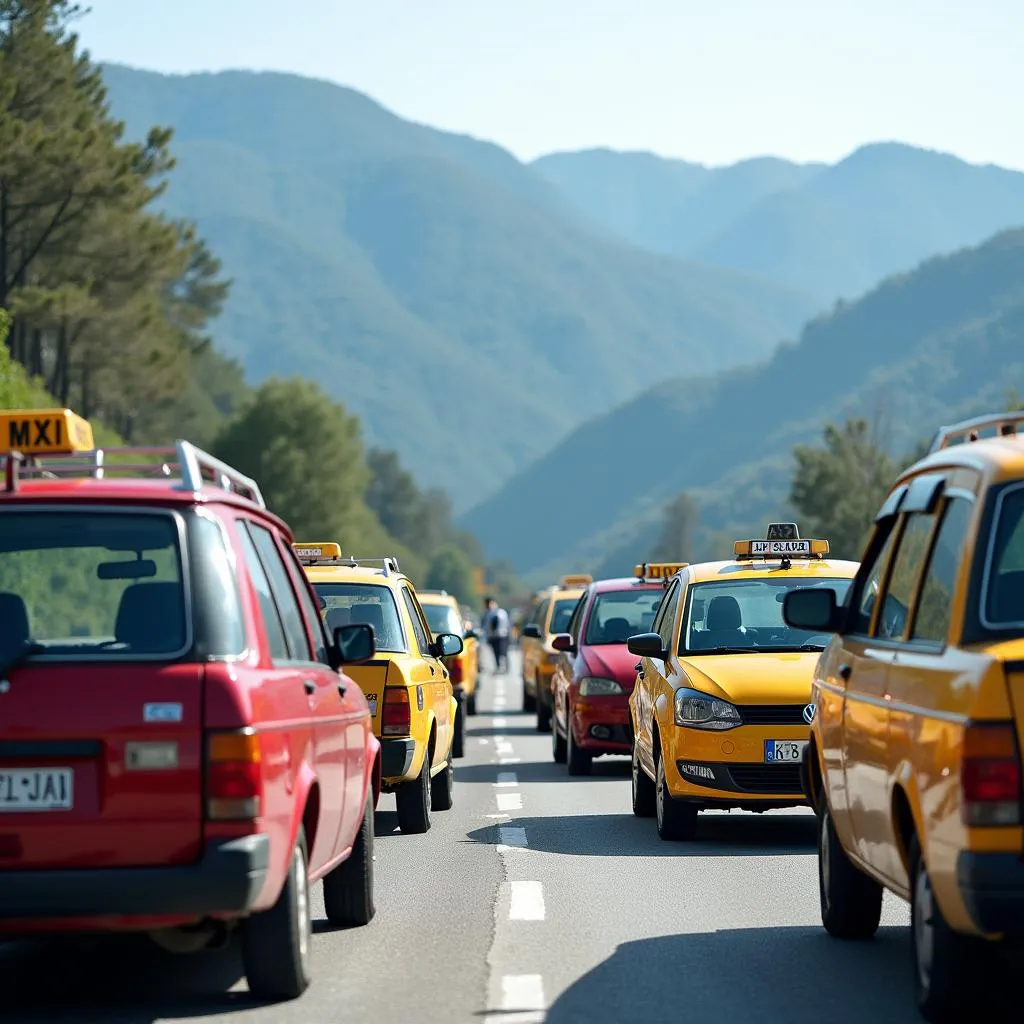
[401, 584, 452, 768]
[635, 579, 681, 777]
[242, 521, 347, 872]
[554, 590, 588, 735]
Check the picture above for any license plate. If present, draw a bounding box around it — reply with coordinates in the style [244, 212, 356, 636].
[0, 767, 73, 811]
[366, 695, 378, 717]
[764, 740, 806, 763]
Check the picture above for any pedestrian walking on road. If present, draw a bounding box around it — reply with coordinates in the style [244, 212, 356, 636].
[483, 596, 510, 673]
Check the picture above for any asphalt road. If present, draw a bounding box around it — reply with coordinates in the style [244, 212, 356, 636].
[1, 649, 921, 1023]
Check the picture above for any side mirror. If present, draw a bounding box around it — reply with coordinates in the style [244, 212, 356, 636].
[432, 632, 464, 659]
[333, 622, 376, 665]
[783, 588, 842, 633]
[551, 633, 575, 653]
[626, 632, 667, 659]
[521, 623, 542, 640]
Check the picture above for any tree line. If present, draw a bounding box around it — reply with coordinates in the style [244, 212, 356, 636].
[0, 0, 498, 607]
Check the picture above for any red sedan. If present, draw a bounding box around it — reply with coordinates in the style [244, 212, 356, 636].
[550, 568, 672, 775]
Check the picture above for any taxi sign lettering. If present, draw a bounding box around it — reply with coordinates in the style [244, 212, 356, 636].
[293, 541, 342, 562]
[0, 409, 94, 456]
[634, 562, 689, 579]
[751, 539, 811, 556]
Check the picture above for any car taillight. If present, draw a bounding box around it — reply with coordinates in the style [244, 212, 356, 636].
[206, 729, 262, 820]
[382, 687, 411, 736]
[448, 657, 463, 684]
[961, 721, 1021, 827]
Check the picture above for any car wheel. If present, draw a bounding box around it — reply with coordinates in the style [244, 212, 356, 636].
[322, 788, 376, 927]
[567, 717, 592, 776]
[536, 693, 552, 733]
[241, 827, 312, 999]
[431, 754, 455, 811]
[466, 691, 477, 716]
[452, 699, 466, 759]
[552, 720, 567, 764]
[631, 743, 656, 817]
[395, 748, 432, 834]
[655, 752, 697, 841]
[909, 835, 983, 1021]
[817, 803, 882, 939]
[522, 678, 536, 713]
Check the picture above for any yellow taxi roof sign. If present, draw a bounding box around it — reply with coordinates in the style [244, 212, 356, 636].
[0, 409, 94, 456]
[293, 541, 343, 563]
[634, 561, 689, 580]
[734, 522, 829, 560]
[559, 574, 592, 588]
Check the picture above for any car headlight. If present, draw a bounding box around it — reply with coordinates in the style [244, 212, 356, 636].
[579, 677, 624, 696]
[673, 687, 742, 730]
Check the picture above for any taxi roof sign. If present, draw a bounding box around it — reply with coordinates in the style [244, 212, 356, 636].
[634, 561, 689, 581]
[559, 574, 593, 588]
[0, 409, 94, 456]
[734, 523, 829, 561]
[293, 542, 343, 563]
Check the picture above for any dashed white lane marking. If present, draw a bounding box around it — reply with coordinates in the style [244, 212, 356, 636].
[499, 757, 521, 765]
[496, 792, 522, 812]
[493, 716, 508, 727]
[497, 826, 528, 850]
[478, 738, 490, 745]
[486, 813, 510, 819]
[484, 975, 546, 1023]
[493, 699, 508, 709]
[495, 772, 518, 787]
[496, 741, 513, 755]
[509, 881, 545, 921]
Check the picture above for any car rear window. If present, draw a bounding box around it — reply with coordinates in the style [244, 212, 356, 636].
[549, 598, 578, 634]
[0, 511, 187, 658]
[422, 602, 463, 636]
[313, 582, 407, 652]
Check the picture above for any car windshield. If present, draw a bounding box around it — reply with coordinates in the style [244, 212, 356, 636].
[985, 488, 1024, 627]
[584, 588, 663, 645]
[313, 583, 407, 652]
[549, 598, 579, 634]
[681, 577, 854, 654]
[422, 601, 463, 636]
[0, 511, 186, 659]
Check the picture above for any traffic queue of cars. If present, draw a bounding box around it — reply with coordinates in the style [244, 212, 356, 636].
[517, 409, 1024, 1024]
[1, 405, 1022, 1023]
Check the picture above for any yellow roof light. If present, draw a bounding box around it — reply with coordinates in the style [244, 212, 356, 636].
[734, 527, 829, 560]
[634, 561, 689, 581]
[559, 574, 592, 588]
[0, 408, 94, 456]
[293, 541, 343, 564]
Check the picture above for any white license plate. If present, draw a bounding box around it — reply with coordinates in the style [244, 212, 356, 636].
[764, 740, 806, 763]
[0, 767, 73, 811]
[366, 695, 378, 717]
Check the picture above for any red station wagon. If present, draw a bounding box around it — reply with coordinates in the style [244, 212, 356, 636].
[0, 409, 381, 1000]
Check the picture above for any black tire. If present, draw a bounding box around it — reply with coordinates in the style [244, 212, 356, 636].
[631, 743, 656, 817]
[395, 748, 431, 834]
[466, 690, 477, 716]
[522, 678, 536, 713]
[655, 751, 697, 841]
[452, 699, 465, 759]
[322, 789, 376, 927]
[817, 803, 883, 939]
[536, 692, 552, 733]
[552, 720, 567, 764]
[241, 827, 312, 1000]
[567, 718, 592, 776]
[431, 755, 455, 811]
[909, 835, 984, 1021]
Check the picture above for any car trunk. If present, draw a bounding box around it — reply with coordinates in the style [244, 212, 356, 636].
[0, 661, 204, 870]
[343, 659, 392, 738]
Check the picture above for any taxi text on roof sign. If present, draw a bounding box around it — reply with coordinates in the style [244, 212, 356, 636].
[293, 542, 342, 562]
[634, 561, 689, 580]
[559, 574, 593, 588]
[733, 523, 829, 560]
[0, 409, 94, 456]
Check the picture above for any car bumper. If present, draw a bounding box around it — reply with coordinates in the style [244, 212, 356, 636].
[573, 697, 632, 752]
[957, 851, 1024, 937]
[0, 834, 269, 921]
[381, 737, 416, 780]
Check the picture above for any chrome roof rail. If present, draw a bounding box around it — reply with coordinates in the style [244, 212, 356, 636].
[928, 412, 1024, 453]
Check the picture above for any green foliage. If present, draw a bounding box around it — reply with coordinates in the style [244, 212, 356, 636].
[425, 544, 476, 607]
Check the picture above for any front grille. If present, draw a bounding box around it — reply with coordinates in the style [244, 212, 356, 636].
[724, 764, 802, 794]
[739, 704, 807, 726]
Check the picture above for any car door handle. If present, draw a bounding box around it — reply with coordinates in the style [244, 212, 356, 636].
[304, 679, 316, 696]
[838, 664, 852, 681]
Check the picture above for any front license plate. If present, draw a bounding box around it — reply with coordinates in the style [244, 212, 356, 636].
[764, 740, 806, 763]
[0, 767, 74, 811]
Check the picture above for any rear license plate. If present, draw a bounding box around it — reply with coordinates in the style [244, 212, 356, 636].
[764, 740, 806, 763]
[0, 767, 73, 811]
[366, 694, 378, 717]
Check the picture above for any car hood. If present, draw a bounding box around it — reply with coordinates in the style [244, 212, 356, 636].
[679, 651, 821, 704]
[582, 645, 641, 690]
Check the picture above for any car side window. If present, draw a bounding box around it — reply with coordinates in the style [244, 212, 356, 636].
[246, 523, 314, 662]
[851, 521, 900, 635]
[402, 586, 432, 656]
[875, 511, 939, 641]
[657, 581, 681, 649]
[278, 538, 331, 665]
[910, 497, 973, 644]
[235, 522, 290, 662]
[567, 591, 587, 639]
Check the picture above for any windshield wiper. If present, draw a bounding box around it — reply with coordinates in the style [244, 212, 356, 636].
[0, 641, 45, 679]
[685, 646, 762, 654]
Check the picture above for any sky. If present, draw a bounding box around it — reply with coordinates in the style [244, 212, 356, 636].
[78, 0, 1024, 170]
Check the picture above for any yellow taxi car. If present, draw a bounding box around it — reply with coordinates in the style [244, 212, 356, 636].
[782, 411, 1024, 1022]
[294, 542, 463, 834]
[418, 589, 480, 753]
[627, 524, 858, 841]
[520, 575, 590, 732]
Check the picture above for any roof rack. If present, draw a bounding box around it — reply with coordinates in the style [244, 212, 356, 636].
[342, 555, 402, 576]
[1, 440, 265, 506]
[928, 412, 1024, 454]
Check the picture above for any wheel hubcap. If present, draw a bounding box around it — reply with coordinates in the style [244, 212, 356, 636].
[295, 847, 310, 959]
[915, 862, 935, 990]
